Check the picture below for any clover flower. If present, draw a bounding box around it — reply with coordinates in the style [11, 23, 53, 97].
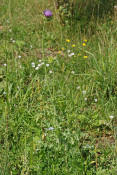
[44, 10, 52, 18]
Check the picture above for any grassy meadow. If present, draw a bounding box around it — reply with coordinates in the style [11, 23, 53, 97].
[0, 0, 117, 174]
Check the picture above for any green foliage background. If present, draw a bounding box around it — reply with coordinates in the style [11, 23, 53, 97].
[56, 0, 115, 24]
[0, 0, 117, 174]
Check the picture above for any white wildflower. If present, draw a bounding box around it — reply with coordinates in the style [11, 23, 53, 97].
[68, 52, 75, 57]
[35, 67, 39, 70]
[18, 55, 21, 59]
[67, 50, 71, 53]
[49, 70, 53, 74]
[82, 90, 86, 95]
[71, 71, 75, 74]
[109, 115, 114, 119]
[94, 98, 98, 102]
[31, 62, 35, 67]
[48, 127, 54, 131]
[37, 64, 41, 67]
[84, 97, 87, 101]
[46, 64, 49, 67]
[41, 62, 44, 65]
[77, 86, 80, 90]
[3, 63, 7, 66]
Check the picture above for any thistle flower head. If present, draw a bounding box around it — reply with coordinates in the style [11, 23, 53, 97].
[44, 10, 52, 18]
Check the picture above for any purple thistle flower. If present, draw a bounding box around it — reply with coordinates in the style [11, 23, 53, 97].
[44, 10, 52, 18]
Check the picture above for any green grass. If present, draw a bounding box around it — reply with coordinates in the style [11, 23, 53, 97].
[0, 0, 117, 174]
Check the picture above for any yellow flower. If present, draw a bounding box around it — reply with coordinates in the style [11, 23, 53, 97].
[72, 44, 76, 47]
[58, 51, 61, 54]
[84, 55, 88, 59]
[66, 39, 70, 43]
[84, 39, 87, 42]
[61, 47, 65, 51]
[82, 43, 86, 46]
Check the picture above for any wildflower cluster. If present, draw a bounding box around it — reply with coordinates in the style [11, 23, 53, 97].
[31, 58, 54, 74]
[58, 38, 89, 60]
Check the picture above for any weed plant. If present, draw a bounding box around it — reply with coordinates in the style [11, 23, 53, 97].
[0, 0, 117, 174]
